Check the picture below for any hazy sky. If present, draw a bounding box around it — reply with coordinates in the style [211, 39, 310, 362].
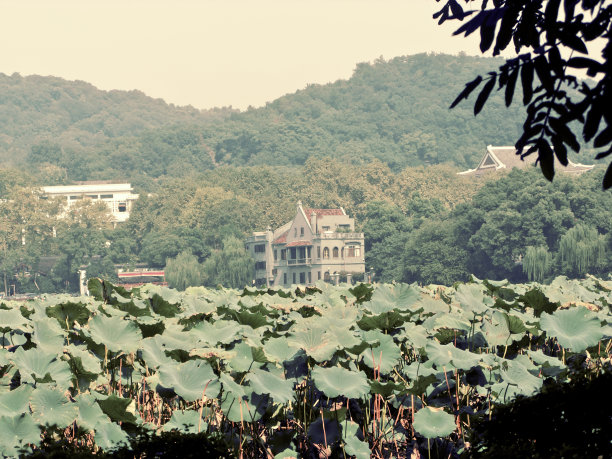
[1, 1, 482, 110]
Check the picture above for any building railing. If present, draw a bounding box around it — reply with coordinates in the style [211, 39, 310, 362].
[317, 232, 364, 239]
[287, 258, 312, 265]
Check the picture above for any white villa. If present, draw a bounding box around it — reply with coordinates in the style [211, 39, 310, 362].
[42, 182, 139, 223]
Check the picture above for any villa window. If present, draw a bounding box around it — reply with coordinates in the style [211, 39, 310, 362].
[323, 247, 330, 259]
[299, 272, 305, 284]
[333, 247, 339, 258]
[254, 244, 266, 253]
[292, 273, 296, 284]
[317, 246, 321, 259]
[281, 249, 286, 260]
[274, 250, 277, 261]
[300, 227, 304, 236]
[283, 273, 287, 285]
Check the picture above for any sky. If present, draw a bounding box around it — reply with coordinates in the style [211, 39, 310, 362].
[0, 1, 482, 110]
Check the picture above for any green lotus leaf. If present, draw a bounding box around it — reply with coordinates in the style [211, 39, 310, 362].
[455, 283, 493, 315]
[134, 315, 165, 338]
[274, 448, 299, 459]
[76, 394, 111, 431]
[288, 328, 336, 362]
[311, 365, 369, 399]
[262, 336, 298, 363]
[86, 314, 143, 353]
[219, 372, 246, 398]
[158, 359, 220, 402]
[32, 318, 66, 353]
[0, 413, 41, 456]
[156, 322, 197, 352]
[425, 341, 479, 371]
[30, 387, 78, 428]
[66, 344, 102, 375]
[413, 407, 456, 438]
[227, 342, 265, 373]
[357, 311, 405, 331]
[364, 284, 421, 314]
[320, 305, 362, 329]
[0, 348, 8, 366]
[342, 420, 370, 459]
[96, 394, 138, 424]
[0, 308, 29, 333]
[46, 301, 91, 328]
[94, 420, 130, 451]
[227, 309, 272, 329]
[422, 312, 471, 333]
[499, 360, 542, 396]
[163, 410, 205, 434]
[397, 322, 430, 349]
[220, 389, 268, 423]
[327, 325, 362, 350]
[11, 347, 56, 382]
[246, 368, 294, 404]
[140, 336, 175, 369]
[189, 320, 241, 346]
[358, 331, 401, 374]
[416, 296, 450, 315]
[0, 385, 33, 417]
[181, 295, 215, 317]
[540, 307, 604, 352]
[369, 380, 404, 397]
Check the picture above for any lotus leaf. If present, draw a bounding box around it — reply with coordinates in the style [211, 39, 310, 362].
[369, 380, 405, 397]
[413, 406, 456, 438]
[190, 319, 241, 346]
[97, 394, 138, 424]
[455, 283, 493, 315]
[366, 284, 421, 313]
[76, 394, 111, 431]
[326, 325, 362, 350]
[422, 312, 471, 332]
[0, 385, 33, 417]
[0, 413, 41, 456]
[46, 301, 91, 328]
[274, 448, 299, 459]
[139, 336, 175, 369]
[288, 328, 336, 362]
[263, 336, 298, 363]
[0, 309, 29, 333]
[358, 331, 401, 374]
[11, 347, 56, 381]
[94, 420, 130, 451]
[181, 295, 215, 316]
[220, 389, 268, 423]
[416, 296, 450, 315]
[163, 410, 204, 434]
[246, 367, 294, 403]
[311, 365, 369, 399]
[397, 322, 430, 349]
[66, 344, 102, 375]
[158, 359, 220, 401]
[342, 420, 370, 458]
[227, 342, 265, 372]
[425, 341, 479, 371]
[499, 360, 542, 396]
[31, 318, 65, 353]
[30, 387, 78, 428]
[540, 307, 604, 352]
[86, 314, 142, 353]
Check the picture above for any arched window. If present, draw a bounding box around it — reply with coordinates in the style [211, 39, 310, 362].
[333, 247, 339, 258]
[323, 247, 330, 259]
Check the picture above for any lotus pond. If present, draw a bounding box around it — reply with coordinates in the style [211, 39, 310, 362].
[0, 276, 611, 458]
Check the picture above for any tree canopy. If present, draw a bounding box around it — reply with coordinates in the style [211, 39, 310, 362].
[435, 0, 612, 187]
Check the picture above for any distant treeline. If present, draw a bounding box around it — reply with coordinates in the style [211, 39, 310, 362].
[0, 54, 551, 190]
[1, 161, 610, 293]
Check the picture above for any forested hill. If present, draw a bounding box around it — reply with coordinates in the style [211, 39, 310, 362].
[3, 54, 530, 185]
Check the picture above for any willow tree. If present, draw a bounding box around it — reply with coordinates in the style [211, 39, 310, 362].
[165, 250, 204, 291]
[523, 246, 552, 283]
[558, 224, 607, 276]
[202, 236, 254, 289]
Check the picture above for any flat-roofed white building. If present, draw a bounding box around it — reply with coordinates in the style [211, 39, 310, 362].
[42, 182, 139, 223]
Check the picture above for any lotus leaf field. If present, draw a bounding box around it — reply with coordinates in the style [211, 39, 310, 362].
[0, 276, 611, 457]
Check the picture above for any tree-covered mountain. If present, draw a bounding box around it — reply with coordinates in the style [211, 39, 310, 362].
[1, 54, 542, 187]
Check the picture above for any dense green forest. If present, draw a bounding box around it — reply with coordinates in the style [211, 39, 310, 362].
[1, 52, 609, 294]
[1, 54, 544, 189]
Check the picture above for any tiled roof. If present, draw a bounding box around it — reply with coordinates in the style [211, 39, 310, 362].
[286, 241, 312, 247]
[304, 208, 345, 217]
[272, 231, 288, 244]
[460, 145, 594, 176]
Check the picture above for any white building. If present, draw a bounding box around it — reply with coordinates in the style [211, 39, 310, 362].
[42, 182, 139, 223]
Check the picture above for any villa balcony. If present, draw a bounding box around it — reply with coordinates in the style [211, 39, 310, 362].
[317, 232, 364, 240]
